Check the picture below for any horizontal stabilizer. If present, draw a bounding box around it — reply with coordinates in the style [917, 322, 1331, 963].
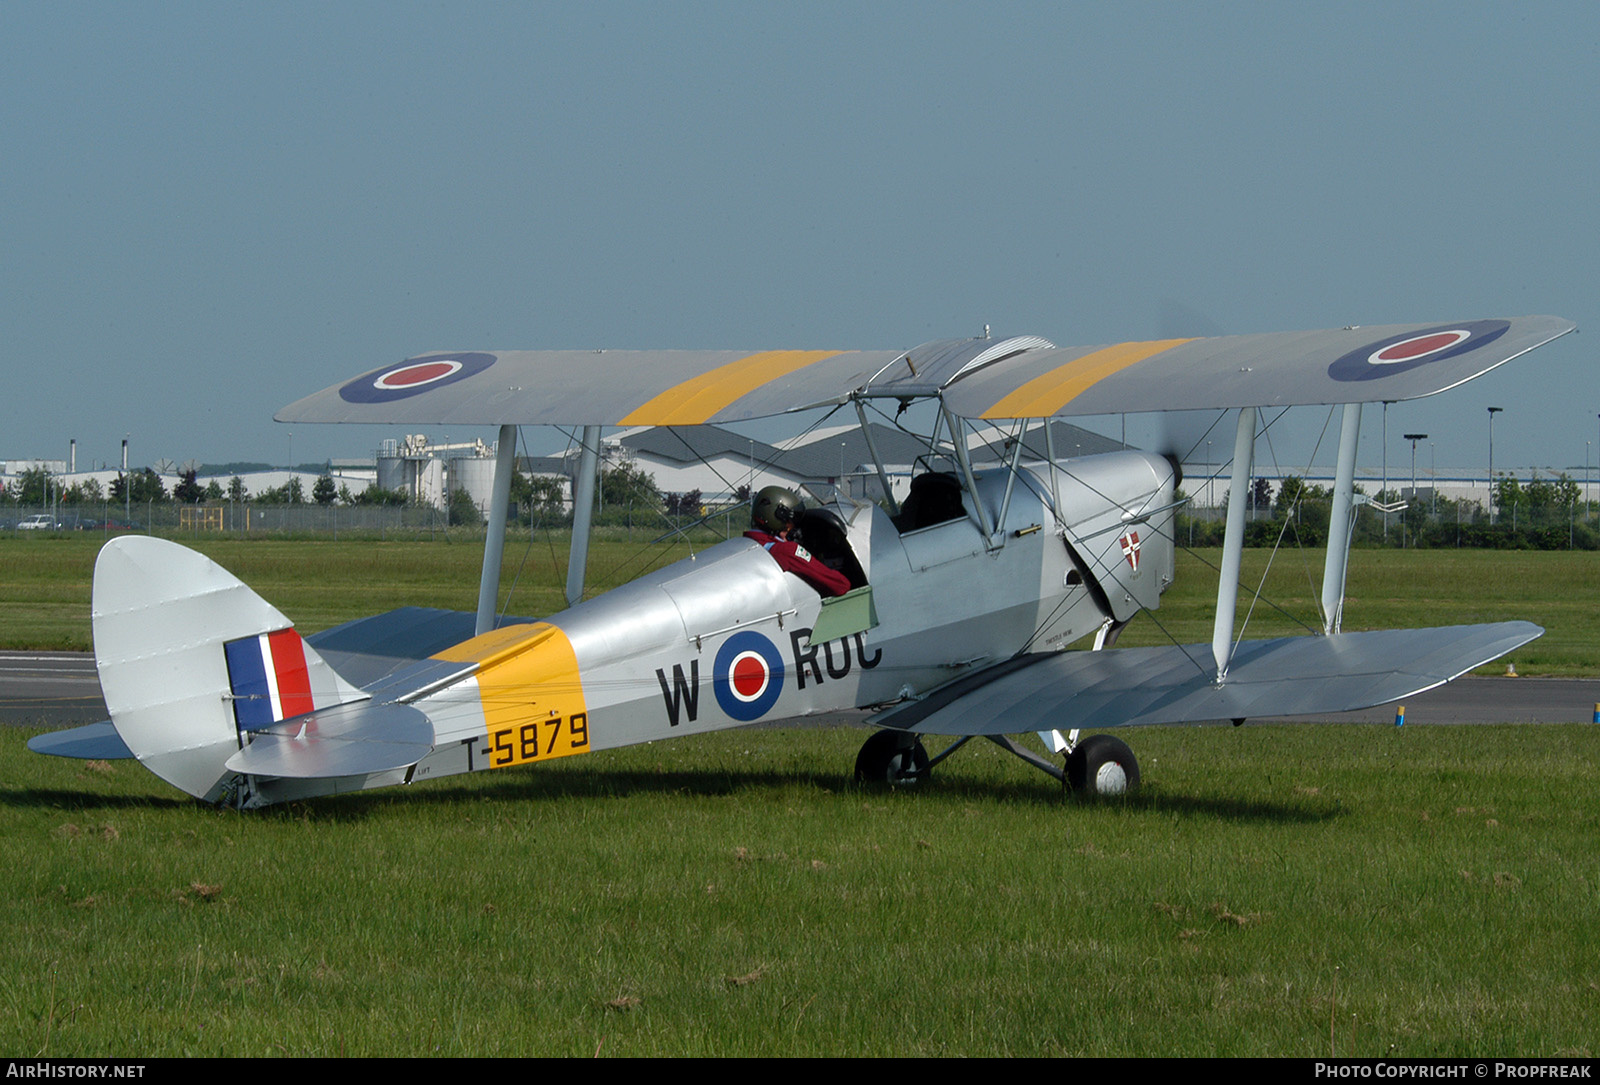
[224, 701, 434, 779]
[308, 606, 532, 687]
[27, 721, 135, 760]
[873, 622, 1542, 735]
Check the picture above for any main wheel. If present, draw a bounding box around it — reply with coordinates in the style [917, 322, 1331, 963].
[1065, 734, 1140, 796]
[854, 729, 931, 787]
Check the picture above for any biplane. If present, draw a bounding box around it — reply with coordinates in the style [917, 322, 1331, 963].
[30, 316, 1574, 806]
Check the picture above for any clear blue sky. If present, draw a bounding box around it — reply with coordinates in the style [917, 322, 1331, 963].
[4, 2, 1595, 478]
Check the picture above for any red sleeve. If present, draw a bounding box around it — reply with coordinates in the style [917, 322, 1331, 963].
[759, 539, 853, 598]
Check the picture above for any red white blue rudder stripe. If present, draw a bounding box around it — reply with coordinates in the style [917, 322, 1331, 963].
[225, 629, 317, 730]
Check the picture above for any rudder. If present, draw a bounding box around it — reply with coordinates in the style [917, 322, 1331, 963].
[93, 537, 365, 802]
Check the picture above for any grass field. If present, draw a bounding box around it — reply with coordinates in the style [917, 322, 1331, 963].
[1129, 546, 1600, 676]
[1, 533, 1593, 673]
[3, 532, 1598, 1055]
[6, 722, 1599, 1056]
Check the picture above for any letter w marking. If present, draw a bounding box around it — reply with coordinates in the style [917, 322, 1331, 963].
[656, 660, 699, 727]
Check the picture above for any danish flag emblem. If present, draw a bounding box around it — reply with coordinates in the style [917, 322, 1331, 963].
[1119, 531, 1141, 572]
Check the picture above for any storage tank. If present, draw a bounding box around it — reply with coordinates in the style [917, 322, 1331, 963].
[448, 454, 498, 516]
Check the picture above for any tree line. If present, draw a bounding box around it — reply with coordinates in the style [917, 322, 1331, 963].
[2, 458, 725, 530]
[28, 457, 1586, 549]
[1178, 471, 1597, 550]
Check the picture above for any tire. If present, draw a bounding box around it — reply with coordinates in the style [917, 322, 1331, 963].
[1065, 734, 1139, 796]
[854, 729, 931, 787]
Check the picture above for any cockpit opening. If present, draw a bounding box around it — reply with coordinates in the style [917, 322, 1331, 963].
[795, 507, 868, 590]
[893, 471, 966, 534]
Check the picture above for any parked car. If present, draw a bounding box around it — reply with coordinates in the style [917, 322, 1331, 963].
[16, 514, 59, 531]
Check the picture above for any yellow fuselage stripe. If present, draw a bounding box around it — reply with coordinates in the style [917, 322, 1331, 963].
[434, 623, 591, 766]
[619, 350, 844, 426]
[433, 622, 547, 667]
[980, 339, 1194, 419]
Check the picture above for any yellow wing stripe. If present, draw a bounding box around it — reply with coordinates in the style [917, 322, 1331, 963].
[980, 339, 1194, 419]
[619, 350, 844, 425]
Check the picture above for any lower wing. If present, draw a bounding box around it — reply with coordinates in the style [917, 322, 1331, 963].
[871, 623, 1541, 734]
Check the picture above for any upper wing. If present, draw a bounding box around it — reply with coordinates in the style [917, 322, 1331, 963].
[941, 317, 1576, 419]
[869, 622, 1542, 735]
[276, 349, 905, 427]
[276, 317, 1574, 426]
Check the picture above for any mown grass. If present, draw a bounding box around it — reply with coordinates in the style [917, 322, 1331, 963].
[1128, 547, 1600, 675]
[5, 722, 1599, 1056]
[1, 534, 1594, 674]
[0, 532, 698, 651]
[5, 534, 1599, 1055]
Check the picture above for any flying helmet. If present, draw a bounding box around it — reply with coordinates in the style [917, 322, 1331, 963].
[751, 486, 802, 533]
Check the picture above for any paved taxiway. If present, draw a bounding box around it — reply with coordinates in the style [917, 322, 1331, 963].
[1, 651, 108, 726]
[5, 650, 1600, 732]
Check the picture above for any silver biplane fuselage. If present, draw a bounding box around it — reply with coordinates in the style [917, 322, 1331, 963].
[264, 451, 1173, 805]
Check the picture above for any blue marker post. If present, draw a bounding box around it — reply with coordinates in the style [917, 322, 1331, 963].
[1592, 703, 1599, 724]
[1394, 704, 1406, 728]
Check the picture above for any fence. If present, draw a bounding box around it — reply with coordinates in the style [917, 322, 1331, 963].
[0, 500, 749, 544]
[8, 493, 1597, 550]
[4, 501, 455, 539]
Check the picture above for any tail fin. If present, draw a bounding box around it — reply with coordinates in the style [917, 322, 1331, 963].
[93, 537, 366, 802]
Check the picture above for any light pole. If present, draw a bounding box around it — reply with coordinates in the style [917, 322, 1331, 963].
[1487, 407, 1503, 523]
[1381, 402, 1390, 541]
[1430, 441, 1436, 517]
[1404, 434, 1427, 547]
[1206, 439, 1212, 506]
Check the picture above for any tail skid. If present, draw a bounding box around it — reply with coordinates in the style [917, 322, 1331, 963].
[93, 537, 369, 802]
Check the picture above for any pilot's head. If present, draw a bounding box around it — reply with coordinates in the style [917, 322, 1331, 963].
[751, 486, 801, 535]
